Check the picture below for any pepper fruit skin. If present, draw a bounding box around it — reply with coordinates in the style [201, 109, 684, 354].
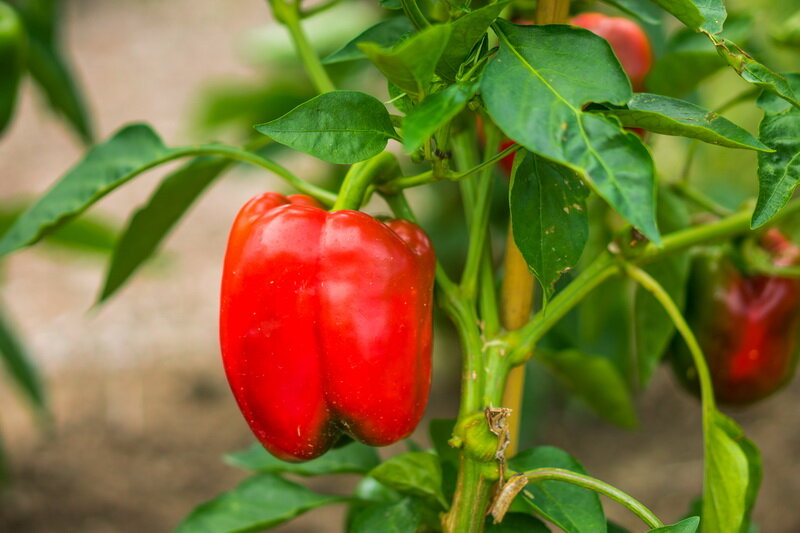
[671, 232, 800, 405]
[570, 13, 652, 92]
[220, 192, 435, 461]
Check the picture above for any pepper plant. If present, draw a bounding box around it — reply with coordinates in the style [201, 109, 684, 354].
[1, 0, 800, 531]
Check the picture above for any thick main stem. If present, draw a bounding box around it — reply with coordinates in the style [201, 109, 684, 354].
[500, 0, 569, 460]
[443, 457, 495, 532]
[499, 227, 535, 457]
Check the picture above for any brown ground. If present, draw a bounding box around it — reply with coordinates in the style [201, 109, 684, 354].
[1, 0, 798, 532]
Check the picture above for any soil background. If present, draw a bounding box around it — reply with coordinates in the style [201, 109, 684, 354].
[1, 0, 798, 532]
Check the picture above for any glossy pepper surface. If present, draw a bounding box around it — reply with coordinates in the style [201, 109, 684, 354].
[570, 12, 652, 92]
[671, 231, 800, 405]
[220, 192, 435, 461]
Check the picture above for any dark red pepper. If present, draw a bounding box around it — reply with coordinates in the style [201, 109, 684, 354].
[220, 192, 435, 461]
[671, 231, 800, 405]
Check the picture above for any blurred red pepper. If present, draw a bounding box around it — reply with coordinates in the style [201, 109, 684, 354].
[220, 192, 435, 461]
[570, 12, 652, 92]
[671, 230, 800, 405]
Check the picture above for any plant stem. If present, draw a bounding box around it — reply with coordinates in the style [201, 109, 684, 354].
[505, 253, 618, 364]
[506, 195, 800, 364]
[519, 468, 664, 529]
[499, 227, 536, 457]
[442, 456, 495, 532]
[333, 152, 399, 210]
[623, 264, 716, 410]
[536, 0, 570, 24]
[672, 181, 732, 217]
[621, 264, 722, 531]
[499, 0, 570, 459]
[91, 144, 337, 207]
[401, 0, 430, 29]
[450, 143, 520, 182]
[461, 125, 500, 300]
[269, 0, 335, 94]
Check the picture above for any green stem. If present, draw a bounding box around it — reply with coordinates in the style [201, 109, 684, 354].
[519, 468, 664, 529]
[461, 125, 500, 300]
[333, 152, 400, 210]
[96, 144, 337, 207]
[379, 143, 519, 194]
[506, 195, 800, 364]
[300, 0, 342, 18]
[269, 0, 335, 93]
[443, 456, 495, 533]
[622, 264, 721, 531]
[505, 253, 617, 365]
[479, 243, 501, 337]
[379, 170, 435, 193]
[679, 140, 699, 185]
[672, 182, 732, 217]
[401, 0, 430, 29]
[450, 142, 519, 182]
[623, 264, 716, 410]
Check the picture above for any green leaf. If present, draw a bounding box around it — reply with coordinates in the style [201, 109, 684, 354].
[482, 22, 659, 242]
[435, 2, 507, 81]
[716, 40, 800, 109]
[0, 202, 116, 255]
[511, 152, 589, 289]
[485, 513, 550, 532]
[0, 124, 181, 258]
[359, 24, 451, 96]
[254, 91, 397, 164]
[752, 74, 800, 228]
[175, 473, 344, 533]
[226, 440, 380, 476]
[634, 187, 690, 385]
[648, 517, 700, 533]
[537, 349, 637, 428]
[647, 0, 726, 34]
[597, 0, 660, 24]
[702, 411, 761, 533]
[350, 498, 423, 533]
[0, 1, 25, 136]
[323, 16, 414, 64]
[14, 0, 93, 143]
[402, 82, 477, 153]
[509, 446, 605, 533]
[0, 304, 45, 413]
[369, 452, 447, 509]
[645, 15, 752, 97]
[428, 419, 458, 500]
[98, 156, 231, 303]
[605, 94, 770, 151]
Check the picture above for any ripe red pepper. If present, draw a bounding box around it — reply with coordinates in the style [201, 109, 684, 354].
[219, 192, 435, 461]
[570, 13, 652, 92]
[671, 231, 800, 405]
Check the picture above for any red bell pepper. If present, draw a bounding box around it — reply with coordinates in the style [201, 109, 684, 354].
[671, 230, 800, 405]
[220, 192, 435, 461]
